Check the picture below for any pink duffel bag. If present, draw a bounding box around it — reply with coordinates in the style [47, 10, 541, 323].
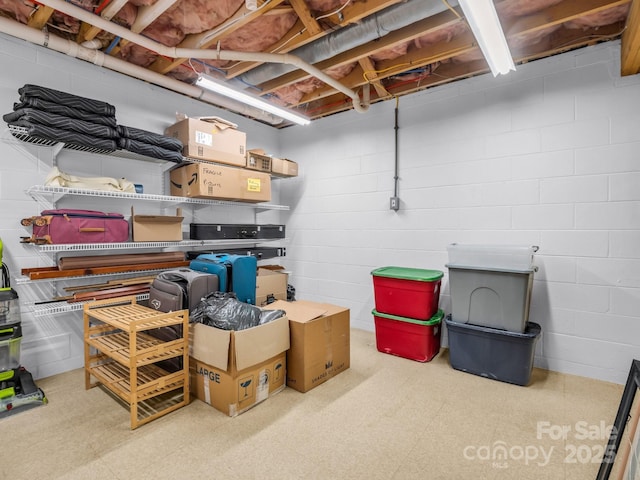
[20, 209, 129, 244]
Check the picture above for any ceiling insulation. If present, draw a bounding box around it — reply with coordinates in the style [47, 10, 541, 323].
[0, 0, 636, 126]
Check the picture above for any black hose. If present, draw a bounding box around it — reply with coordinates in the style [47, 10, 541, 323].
[2, 263, 10, 289]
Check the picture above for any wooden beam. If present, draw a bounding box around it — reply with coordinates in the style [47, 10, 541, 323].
[359, 56, 391, 99]
[283, 0, 629, 106]
[289, 0, 322, 37]
[392, 22, 624, 96]
[507, 0, 630, 38]
[257, 8, 465, 94]
[303, 22, 625, 119]
[297, 32, 474, 105]
[512, 21, 624, 62]
[321, 0, 404, 26]
[224, 0, 404, 79]
[383, 60, 487, 97]
[622, 0, 640, 75]
[373, 32, 474, 78]
[27, 5, 54, 30]
[77, 0, 129, 43]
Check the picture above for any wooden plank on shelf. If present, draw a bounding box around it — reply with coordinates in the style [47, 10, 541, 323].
[68, 285, 150, 303]
[63, 275, 158, 293]
[23, 260, 190, 280]
[58, 252, 185, 270]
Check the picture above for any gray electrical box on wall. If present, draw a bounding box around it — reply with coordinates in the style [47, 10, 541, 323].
[390, 196, 400, 211]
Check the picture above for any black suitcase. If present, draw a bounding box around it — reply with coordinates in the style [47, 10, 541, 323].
[185, 246, 286, 261]
[189, 223, 285, 240]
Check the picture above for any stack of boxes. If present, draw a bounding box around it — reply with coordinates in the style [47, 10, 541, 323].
[165, 117, 298, 204]
[444, 244, 542, 386]
[371, 266, 444, 362]
[189, 298, 351, 416]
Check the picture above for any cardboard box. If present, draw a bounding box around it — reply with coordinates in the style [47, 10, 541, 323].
[256, 267, 288, 307]
[264, 300, 350, 393]
[131, 207, 183, 241]
[189, 315, 290, 416]
[169, 162, 271, 203]
[165, 117, 246, 167]
[271, 157, 298, 177]
[246, 150, 272, 173]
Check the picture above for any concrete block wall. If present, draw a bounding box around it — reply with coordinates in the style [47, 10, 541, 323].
[1, 30, 638, 385]
[279, 41, 640, 384]
[0, 33, 279, 379]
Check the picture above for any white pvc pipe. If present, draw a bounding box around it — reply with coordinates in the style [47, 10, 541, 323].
[80, 38, 103, 49]
[131, 0, 178, 34]
[0, 16, 284, 125]
[35, 0, 370, 112]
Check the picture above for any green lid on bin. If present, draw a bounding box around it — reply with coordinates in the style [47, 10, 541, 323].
[372, 308, 444, 326]
[371, 266, 444, 282]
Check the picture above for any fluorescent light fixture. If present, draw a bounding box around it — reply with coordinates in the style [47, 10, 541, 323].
[458, 0, 516, 77]
[196, 75, 311, 126]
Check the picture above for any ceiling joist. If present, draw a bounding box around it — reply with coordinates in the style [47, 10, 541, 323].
[621, 0, 640, 75]
[0, 0, 633, 125]
[277, 0, 632, 113]
[224, 0, 405, 79]
[27, 5, 54, 30]
[78, 0, 130, 43]
[289, 0, 322, 37]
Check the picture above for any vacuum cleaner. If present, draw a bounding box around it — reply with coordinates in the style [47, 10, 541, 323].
[0, 239, 47, 416]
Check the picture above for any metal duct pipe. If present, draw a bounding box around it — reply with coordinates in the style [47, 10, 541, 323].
[0, 17, 285, 125]
[34, 0, 370, 112]
[240, 0, 456, 86]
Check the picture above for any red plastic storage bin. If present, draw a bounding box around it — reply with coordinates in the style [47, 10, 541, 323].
[371, 266, 443, 320]
[372, 309, 443, 362]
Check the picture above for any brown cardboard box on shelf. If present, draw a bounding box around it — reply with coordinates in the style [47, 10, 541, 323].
[255, 267, 288, 307]
[246, 150, 272, 173]
[189, 315, 290, 416]
[264, 300, 350, 393]
[131, 207, 183, 241]
[271, 157, 298, 177]
[169, 162, 271, 203]
[164, 117, 246, 167]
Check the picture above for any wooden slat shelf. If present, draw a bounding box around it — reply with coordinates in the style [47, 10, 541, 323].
[84, 295, 189, 429]
[86, 302, 187, 332]
[89, 362, 186, 401]
[86, 332, 185, 367]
